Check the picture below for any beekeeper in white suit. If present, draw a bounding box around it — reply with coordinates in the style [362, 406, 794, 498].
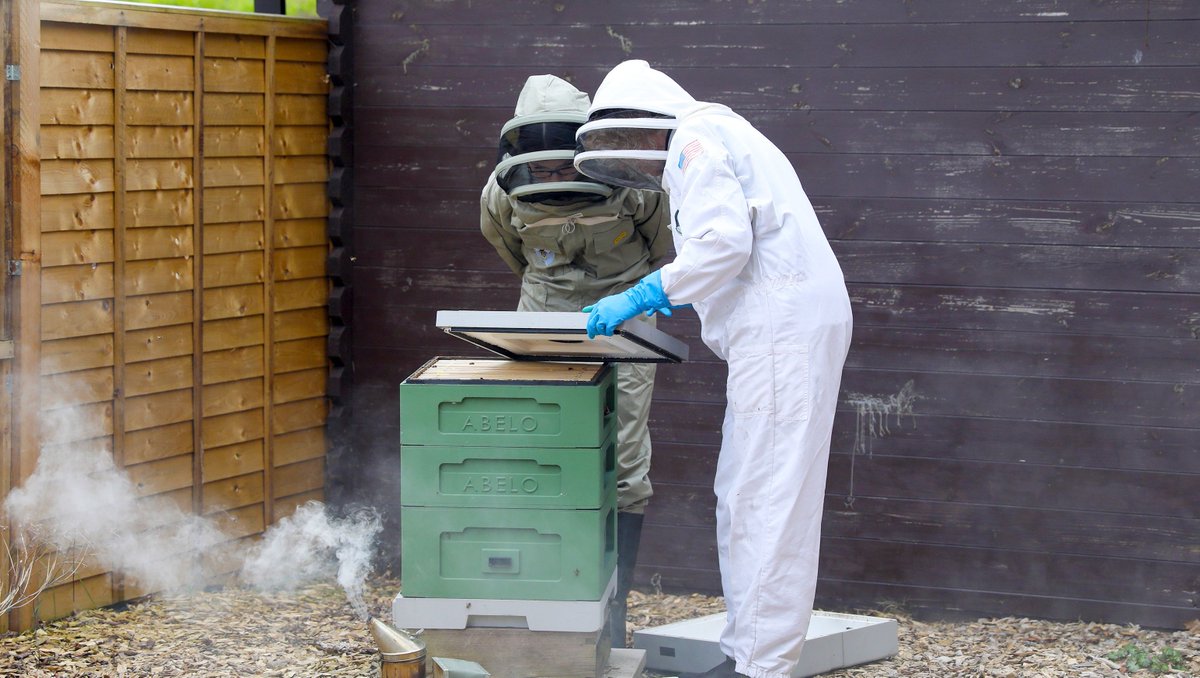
[576, 60, 854, 678]
[480, 74, 672, 648]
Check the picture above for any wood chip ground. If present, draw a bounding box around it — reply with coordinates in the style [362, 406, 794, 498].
[0, 577, 1195, 676]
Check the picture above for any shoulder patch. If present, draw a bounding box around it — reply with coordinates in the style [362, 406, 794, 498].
[677, 139, 704, 172]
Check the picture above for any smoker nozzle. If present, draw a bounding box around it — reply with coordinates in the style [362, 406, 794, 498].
[369, 616, 425, 658]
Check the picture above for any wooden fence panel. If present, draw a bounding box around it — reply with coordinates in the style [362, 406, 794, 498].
[2, 2, 327, 630]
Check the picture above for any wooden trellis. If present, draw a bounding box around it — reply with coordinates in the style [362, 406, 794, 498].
[2, 0, 329, 631]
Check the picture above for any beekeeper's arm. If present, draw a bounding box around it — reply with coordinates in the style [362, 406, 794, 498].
[586, 132, 751, 337]
[480, 176, 527, 276]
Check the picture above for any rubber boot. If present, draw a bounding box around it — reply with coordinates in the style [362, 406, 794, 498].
[609, 511, 644, 649]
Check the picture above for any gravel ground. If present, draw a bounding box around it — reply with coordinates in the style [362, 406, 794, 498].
[0, 576, 1195, 677]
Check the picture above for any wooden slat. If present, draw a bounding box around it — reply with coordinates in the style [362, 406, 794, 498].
[202, 378, 265, 418]
[205, 34, 266, 59]
[203, 222, 264, 255]
[124, 258, 194, 295]
[274, 278, 327, 311]
[125, 91, 193, 126]
[126, 27, 194, 56]
[40, 334, 115, 376]
[41, 192, 116, 232]
[204, 57, 266, 93]
[41, 50, 115, 89]
[274, 62, 326, 94]
[202, 316, 264, 351]
[203, 284, 266, 321]
[273, 427, 324, 466]
[126, 54, 195, 90]
[272, 368, 324, 405]
[203, 157, 265, 187]
[202, 93, 264, 125]
[273, 220, 325, 250]
[126, 291, 192, 330]
[273, 156, 325, 185]
[271, 398, 326, 435]
[273, 126, 326, 156]
[202, 346, 265, 384]
[273, 308, 325, 341]
[204, 127, 265, 158]
[275, 38, 324, 63]
[274, 94, 324, 125]
[40, 159, 115, 195]
[202, 471, 265, 513]
[126, 454, 193, 496]
[272, 245, 324, 281]
[125, 324, 193, 363]
[124, 355, 193, 397]
[273, 337, 324, 374]
[35, 574, 114, 623]
[40, 125, 115, 160]
[42, 263, 115, 304]
[124, 421, 193, 466]
[42, 299, 114, 341]
[41, 230, 115, 267]
[203, 186, 265, 224]
[272, 458, 324, 498]
[40, 88, 115, 125]
[211, 504, 265, 540]
[127, 126, 193, 159]
[125, 226, 193, 261]
[203, 251, 265, 288]
[202, 409, 265, 449]
[125, 158, 193, 191]
[40, 367, 113, 410]
[41, 21, 114, 52]
[126, 189, 193, 228]
[41, 401, 113, 446]
[202, 439, 265, 483]
[274, 489, 323, 520]
[272, 183, 326, 220]
[124, 389, 193, 432]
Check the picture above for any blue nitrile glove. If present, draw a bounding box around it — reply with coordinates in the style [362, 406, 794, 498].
[644, 303, 693, 318]
[583, 270, 671, 339]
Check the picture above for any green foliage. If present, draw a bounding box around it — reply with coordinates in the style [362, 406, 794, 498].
[118, 0, 318, 18]
[1104, 642, 1187, 674]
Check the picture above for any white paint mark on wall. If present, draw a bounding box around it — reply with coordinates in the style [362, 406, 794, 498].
[842, 380, 922, 508]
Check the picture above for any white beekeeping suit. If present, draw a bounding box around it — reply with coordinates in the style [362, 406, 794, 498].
[576, 60, 853, 678]
[480, 74, 673, 648]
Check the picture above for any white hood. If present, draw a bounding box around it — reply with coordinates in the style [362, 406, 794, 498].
[514, 74, 590, 118]
[588, 60, 697, 118]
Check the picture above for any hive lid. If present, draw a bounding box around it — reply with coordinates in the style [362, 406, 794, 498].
[436, 310, 689, 363]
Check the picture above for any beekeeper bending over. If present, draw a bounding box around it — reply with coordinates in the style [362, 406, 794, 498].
[480, 74, 672, 647]
[576, 60, 854, 678]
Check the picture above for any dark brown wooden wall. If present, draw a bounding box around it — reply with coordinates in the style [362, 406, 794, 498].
[335, 0, 1200, 629]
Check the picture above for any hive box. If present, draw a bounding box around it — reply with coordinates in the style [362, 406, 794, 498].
[400, 494, 617, 601]
[399, 358, 616, 449]
[400, 433, 617, 509]
[633, 611, 898, 676]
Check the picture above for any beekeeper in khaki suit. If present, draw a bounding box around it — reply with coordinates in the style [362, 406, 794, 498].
[480, 74, 673, 647]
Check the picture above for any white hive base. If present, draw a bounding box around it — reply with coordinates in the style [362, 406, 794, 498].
[632, 610, 898, 677]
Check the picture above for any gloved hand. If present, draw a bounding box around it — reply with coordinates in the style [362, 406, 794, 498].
[583, 270, 671, 338]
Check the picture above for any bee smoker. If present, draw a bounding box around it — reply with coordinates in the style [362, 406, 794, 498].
[369, 617, 427, 678]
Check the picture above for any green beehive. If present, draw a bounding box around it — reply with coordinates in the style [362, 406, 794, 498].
[399, 358, 616, 449]
[400, 494, 617, 601]
[401, 433, 617, 509]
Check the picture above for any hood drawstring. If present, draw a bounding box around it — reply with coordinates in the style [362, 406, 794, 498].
[561, 213, 582, 235]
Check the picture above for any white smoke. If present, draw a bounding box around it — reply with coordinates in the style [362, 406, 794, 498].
[4, 406, 381, 615]
[4, 440, 227, 592]
[240, 502, 382, 619]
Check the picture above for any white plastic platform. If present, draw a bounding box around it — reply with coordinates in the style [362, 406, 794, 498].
[633, 610, 897, 676]
[392, 570, 617, 633]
